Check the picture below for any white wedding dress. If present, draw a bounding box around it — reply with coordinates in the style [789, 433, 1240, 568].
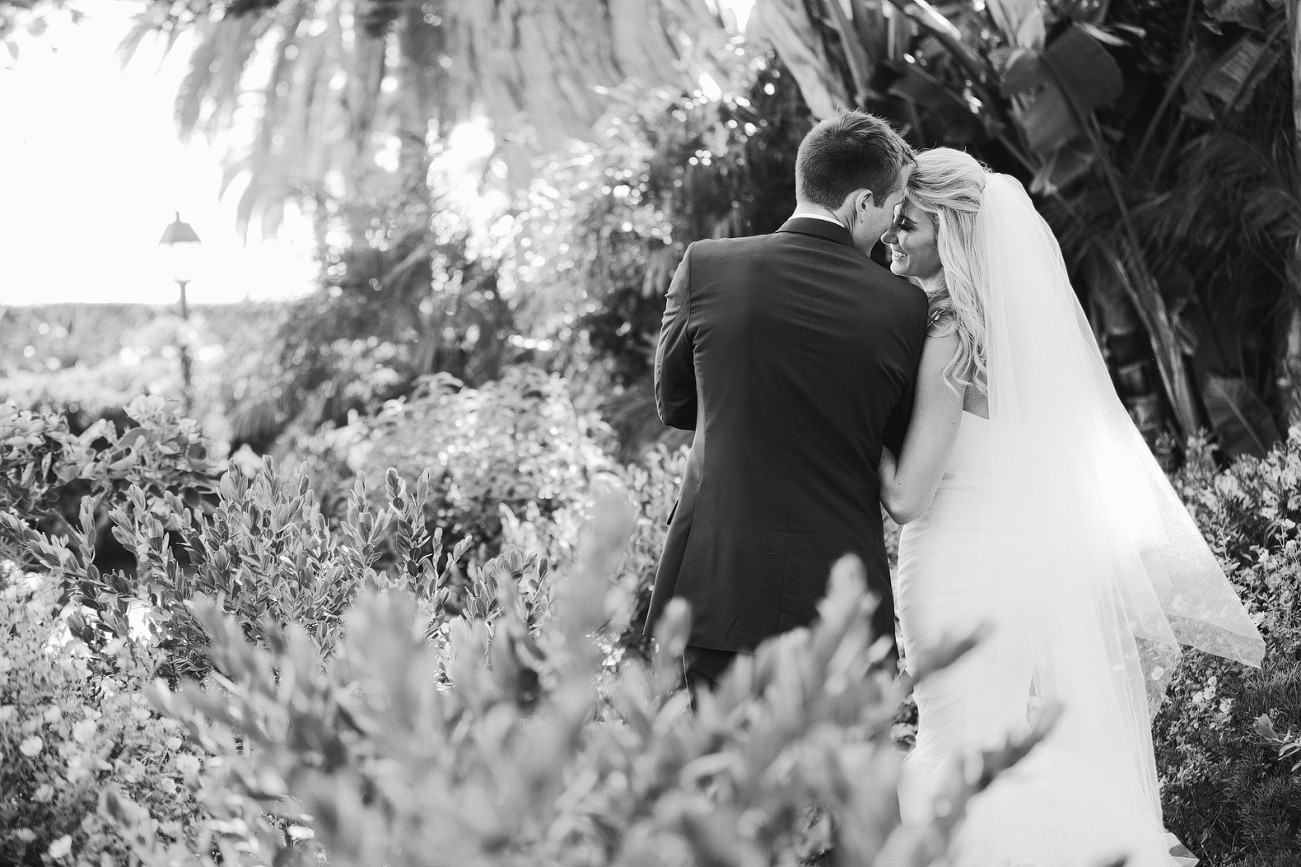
[896, 410, 1178, 866]
[890, 174, 1266, 867]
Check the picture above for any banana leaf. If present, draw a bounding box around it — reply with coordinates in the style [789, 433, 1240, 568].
[1007, 24, 1124, 154]
[1041, 24, 1124, 111]
[886, 61, 985, 145]
[1200, 35, 1280, 112]
[1029, 137, 1096, 195]
[1203, 0, 1264, 29]
[751, 0, 852, 118]
[823, 0, 874, 104]
[1202, 372, 1280, 459]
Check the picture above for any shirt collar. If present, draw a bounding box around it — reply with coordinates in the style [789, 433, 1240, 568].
[778, 215, 855, 248]
[789, 211, 846, 228]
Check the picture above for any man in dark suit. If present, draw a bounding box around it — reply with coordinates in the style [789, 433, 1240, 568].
[643, 110, 929, 693]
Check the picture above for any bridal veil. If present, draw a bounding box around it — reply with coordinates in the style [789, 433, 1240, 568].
[962, 173, 1265, 863]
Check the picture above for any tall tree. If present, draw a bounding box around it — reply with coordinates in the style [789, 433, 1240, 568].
[123, 0, 740, 445]
[122, 0, 735, 239]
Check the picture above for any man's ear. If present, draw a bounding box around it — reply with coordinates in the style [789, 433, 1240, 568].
[856, 188, 876, 212]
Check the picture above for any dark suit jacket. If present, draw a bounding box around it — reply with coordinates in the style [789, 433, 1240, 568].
[644, 216, 928, 652]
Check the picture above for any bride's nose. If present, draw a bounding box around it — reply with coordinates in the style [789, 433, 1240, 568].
[881, 225, 898, 245]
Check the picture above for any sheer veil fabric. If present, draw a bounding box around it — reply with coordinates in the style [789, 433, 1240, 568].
[944, 174, 1265, 864]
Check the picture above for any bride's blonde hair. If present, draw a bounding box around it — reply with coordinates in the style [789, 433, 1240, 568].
[906, 148, 989, 394]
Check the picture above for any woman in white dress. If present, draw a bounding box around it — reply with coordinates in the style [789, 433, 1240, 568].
[876, 148, 1266, 867]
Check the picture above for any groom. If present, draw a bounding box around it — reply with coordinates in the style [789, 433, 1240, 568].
[643, 110, 929, 692]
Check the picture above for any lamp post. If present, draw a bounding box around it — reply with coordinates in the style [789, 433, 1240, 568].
[158, 212, 201, 414]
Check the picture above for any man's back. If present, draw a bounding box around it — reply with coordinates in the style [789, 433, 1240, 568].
[647, 217, 928, 651]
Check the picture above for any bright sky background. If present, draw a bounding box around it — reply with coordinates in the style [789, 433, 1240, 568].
[0, 1, 317, 306]
[0, 0, 754, 307]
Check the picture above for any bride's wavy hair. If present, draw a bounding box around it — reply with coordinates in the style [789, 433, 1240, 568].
[905, 148, 989, 394]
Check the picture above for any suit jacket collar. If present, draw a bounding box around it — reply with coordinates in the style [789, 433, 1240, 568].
[777, 216, 855, 248]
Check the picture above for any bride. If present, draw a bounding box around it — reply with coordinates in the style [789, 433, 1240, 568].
[876, 148, 1266, 866]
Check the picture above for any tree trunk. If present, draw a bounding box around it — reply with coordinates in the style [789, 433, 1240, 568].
[342, 1, 387, 206]
[397, 0, 443, 183]
[1281, 0, 1301, 427]
[1083, 252, 1165, 443]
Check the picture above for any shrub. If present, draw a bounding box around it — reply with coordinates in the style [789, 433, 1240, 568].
[121, 496, 1051, 867]
[605, 443, 687, 656]
[1155, 433, 1301, 865]
[0, 564, 204, 867]
[499, 441, 688, 661]
[284, 365, 615, 556]
[0, 396, 223, 572]
[9, 452, 498, 685]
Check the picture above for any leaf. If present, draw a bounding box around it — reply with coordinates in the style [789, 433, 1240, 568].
[1015, 6, 1046, 46]
[749, 0, 852, 118]
[1201, 373, 1280, 460]
[1029, 136, 1096, 195]
[1041, 24, 1124, 113]
[1204, 0, 1263, 27]
[887, 62, 984, 144]
[1199, 36, 1280, 113]
[1075, 21, 1130, 47]
[909, 624, 991, 682]
[1018, 85, 1080, 153]
[1015, 25, 1122, 155]
[1000, 47, 1045, 94]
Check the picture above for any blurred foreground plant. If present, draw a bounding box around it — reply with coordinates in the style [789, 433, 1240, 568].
[111, 492, 1052, 867]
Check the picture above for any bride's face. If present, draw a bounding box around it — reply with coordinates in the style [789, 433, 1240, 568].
[882, 201, 942, 282]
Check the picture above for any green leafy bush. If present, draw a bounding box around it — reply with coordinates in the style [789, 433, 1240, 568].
[119, 497, 1049, 867]
[1155, 434, 1301, 865]
[1, 384, 1054, 866]
[0, 564, 204, 866]
[499, 441, 687, 662]
[12, 453, 493, 685]
[286, 365, 616, 554]
[0, 396, 222, 570]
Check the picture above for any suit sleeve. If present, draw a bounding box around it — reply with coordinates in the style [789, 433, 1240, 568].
[655, 245, 697, 430]
[882, 295, 929, 454]
[882, 379, 914, 455]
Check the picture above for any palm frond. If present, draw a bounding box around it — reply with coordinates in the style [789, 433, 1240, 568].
[1136, 131, 1301, 262]
[255, 0, 312, 156]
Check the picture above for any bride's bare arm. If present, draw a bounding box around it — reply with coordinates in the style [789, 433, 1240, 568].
[878, 331, 964, 524]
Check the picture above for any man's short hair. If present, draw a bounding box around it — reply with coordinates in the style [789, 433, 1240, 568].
[795, 110, 915, 209]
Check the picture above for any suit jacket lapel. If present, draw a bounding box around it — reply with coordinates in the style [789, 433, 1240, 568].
[776, 216, 855, 248]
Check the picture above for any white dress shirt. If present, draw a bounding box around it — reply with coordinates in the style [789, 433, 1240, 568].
[789, 211, 846, 228]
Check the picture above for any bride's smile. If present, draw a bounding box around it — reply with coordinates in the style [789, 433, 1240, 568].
[881, 201, 942, 282]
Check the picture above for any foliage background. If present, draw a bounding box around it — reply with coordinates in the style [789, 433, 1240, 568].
[4, 0, 1301, 863]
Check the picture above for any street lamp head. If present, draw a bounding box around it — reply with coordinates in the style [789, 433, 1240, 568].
[158, 212, 201, 246]
[159, 212, 203, 286]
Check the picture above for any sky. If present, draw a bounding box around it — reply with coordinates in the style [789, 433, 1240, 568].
[0, 1, 317, 306]
[0, 0, 753, 307]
